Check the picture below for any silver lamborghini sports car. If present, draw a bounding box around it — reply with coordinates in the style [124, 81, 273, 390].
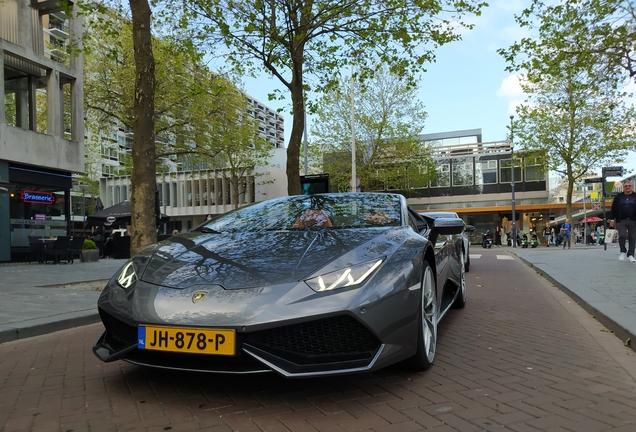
[93, 193, 466, 378]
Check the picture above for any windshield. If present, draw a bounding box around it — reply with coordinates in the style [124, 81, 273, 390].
[203, 193, 403, 233]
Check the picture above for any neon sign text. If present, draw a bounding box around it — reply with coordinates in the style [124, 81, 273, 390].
[22, 191, 54, 205]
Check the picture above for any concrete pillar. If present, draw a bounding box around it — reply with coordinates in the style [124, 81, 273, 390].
[69, 3, 84, 145]
[47, 69, 61, 137]
[0, 53, 5, 122]
[0, 161, 11, 262]
[16, 0, 33, 50]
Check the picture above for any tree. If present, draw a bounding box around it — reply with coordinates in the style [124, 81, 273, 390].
[500, 0, 636, 82]
[174, 0, 486, 195]
[127, 0, 156, 254]
[81, 3, 268, 250]
[310, 67, 436, 192]
[499, 0, 636, 222]
[511, 71, 636, 221]
[83, 9, 251, 167]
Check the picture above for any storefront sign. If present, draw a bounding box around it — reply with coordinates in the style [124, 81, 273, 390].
[21, 191, 54, 204]
[35, 214, 46, 220]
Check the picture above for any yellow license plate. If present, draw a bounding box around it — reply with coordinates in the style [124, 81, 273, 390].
[138, 325, 235, 355]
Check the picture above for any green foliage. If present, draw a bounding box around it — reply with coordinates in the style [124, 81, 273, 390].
[499, 0, 636, 83]
[499, 0, 636, 221]
[166, 0, 486, 194]
[83, 239, 98, 250]
[310, 67, 436, 192]
[504, 68, 636, 221]
[81, 7, 261, 170]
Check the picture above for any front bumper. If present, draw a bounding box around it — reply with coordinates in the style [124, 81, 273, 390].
[93, 310, 385, 377]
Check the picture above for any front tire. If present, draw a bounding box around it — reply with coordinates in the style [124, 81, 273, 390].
[407, 262, 438, 371]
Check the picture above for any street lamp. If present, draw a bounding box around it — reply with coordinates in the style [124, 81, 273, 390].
[350, 50, 358, 192]
[510, 115, 516, 248]
[79, 183, 89, 234]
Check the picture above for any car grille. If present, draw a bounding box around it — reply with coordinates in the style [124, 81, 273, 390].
[245, 315, 380, 364]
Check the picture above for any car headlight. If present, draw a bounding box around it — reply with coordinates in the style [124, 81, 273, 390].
[116, 260, 138, 289]
[305, 259, 383, 292]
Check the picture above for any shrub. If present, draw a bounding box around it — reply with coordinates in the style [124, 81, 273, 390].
[83, 239, 98, 250]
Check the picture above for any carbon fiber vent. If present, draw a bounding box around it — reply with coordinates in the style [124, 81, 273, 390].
[99, 310, 137, 347]
[246, 315, 380, 358]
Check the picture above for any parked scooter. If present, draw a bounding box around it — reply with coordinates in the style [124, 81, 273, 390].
[482, 231, 493, 248]
[521, 233, 529, 248]
[530, 232, 538, 248]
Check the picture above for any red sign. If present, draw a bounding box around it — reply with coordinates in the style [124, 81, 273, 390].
[21, 191, 54, 205]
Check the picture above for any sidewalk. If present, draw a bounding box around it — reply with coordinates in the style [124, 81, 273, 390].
[510, 243, 636, 350]
[1, 246, 635, 352]
[0, 259, 126, 343]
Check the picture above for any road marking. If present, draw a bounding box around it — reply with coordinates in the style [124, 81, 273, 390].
[496, 255, 515, 260]
[469, 254, 482, 259]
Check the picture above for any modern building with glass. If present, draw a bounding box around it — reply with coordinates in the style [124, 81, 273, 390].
[1, 0, 84, 262]
[404, 129, 554, 239]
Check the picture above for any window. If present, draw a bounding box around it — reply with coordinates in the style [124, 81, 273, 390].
[430, 164, 450, 187]
[525, 158, 544, 182]
[452, 161, 473, 186]
[500, 158, 522, 183]
[477, 160, 497, 185]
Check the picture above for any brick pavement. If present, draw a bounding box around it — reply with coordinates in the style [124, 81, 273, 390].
[1, 249, 635, 431]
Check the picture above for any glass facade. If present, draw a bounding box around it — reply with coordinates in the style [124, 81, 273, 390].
[9, 185, 69, 248]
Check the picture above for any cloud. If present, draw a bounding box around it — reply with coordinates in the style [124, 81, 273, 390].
[496, 74, 526, 115]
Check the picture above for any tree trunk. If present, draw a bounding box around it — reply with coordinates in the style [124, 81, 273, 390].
[286, 55, 305, 196]
[128, 0, 156, 255]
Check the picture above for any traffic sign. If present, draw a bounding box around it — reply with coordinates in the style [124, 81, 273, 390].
[584, 177, 603, 184]
[602, 166, 623, 177]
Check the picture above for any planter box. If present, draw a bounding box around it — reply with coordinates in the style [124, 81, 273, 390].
[81, 249, 100, 263]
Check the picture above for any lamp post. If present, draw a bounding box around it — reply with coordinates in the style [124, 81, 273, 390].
[350, 50, 358, 192]
[303, 90, 308, 177]
[79, 183, 89, 234]
[510, 115, 516, 248]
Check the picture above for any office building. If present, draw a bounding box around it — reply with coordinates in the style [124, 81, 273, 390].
[1, 0, 84, 261]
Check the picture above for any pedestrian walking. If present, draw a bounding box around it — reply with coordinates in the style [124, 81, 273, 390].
[550, 226, 556, 245]
[595, 224, 601, 245]
[560, 218, 572, 249]
[609, 179, 636, 262]
[543, 225, 551, 246]
[494, 225, 502, 246]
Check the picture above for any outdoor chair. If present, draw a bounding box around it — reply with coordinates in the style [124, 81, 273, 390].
[44, 236, 72, 264]
[68, 236, 85, 264]
[28, 236, 44, 264]
[112, 236, 131, 259]
[94, 240, 105, 258]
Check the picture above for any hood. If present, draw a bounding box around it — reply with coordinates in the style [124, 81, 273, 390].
[141, 229, 394, 289]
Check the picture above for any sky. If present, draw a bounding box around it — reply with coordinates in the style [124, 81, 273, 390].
[240, 0, 636, 180]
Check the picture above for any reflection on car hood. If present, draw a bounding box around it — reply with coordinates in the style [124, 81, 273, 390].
[141, 229, 393, 289]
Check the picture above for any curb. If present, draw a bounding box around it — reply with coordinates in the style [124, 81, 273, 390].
[0, 311, 101, 344]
